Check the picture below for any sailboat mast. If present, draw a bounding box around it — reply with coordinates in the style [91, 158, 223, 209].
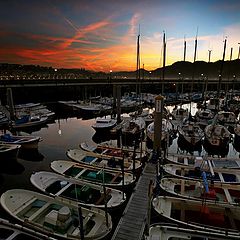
[190, 28, 198, 94]
[162, 31, 166, 95]
[136, 33, 140, 96]
[183, 35, 186, 62]
[217, 37, 227, 99]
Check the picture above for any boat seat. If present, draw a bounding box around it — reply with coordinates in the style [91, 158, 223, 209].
[28, 202, 51, 221]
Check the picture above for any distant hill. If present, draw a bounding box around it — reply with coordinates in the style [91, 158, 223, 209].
[1, 60, 240, 79]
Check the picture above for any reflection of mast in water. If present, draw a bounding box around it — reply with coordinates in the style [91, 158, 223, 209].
[58, 119, 62, 136]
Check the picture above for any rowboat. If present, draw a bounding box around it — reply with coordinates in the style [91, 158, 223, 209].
[51, 160, 136, 189]
[1, 189, 112, 240]
[91, 117, 117, 131]
[11, 115, 48, 129]
[80, 142, 145, 160]
[145, 223, 240, 240]
[163, 164, 240, 184]
[160, 177, 240, 205]
[0, 133, 42, 149]
[166, 154, 240, 169]
[30, 171, 126, 209]
[0, 143, 21, 159]
[152, 196, 240, 235]
[66, 149, 142, 172]
[0, 217, 56, 239]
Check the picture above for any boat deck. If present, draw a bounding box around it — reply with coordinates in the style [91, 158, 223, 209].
[111, 162, 156, 240]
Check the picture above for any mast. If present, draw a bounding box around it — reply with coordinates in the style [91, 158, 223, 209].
[136, 27, 140, 96]
[162, 31, 166, 95]
[183, 35, 186, 62]
[217, 37, 227, 100]
[190, 27, 198, 95]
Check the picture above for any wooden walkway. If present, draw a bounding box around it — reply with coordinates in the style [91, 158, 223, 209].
[111, 162, 156, 240]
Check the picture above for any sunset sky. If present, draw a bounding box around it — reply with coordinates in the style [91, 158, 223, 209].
[0, 0, 240, 72]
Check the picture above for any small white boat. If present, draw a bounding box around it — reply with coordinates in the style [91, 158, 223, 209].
[203, 123, 231, 157]
[0, 217, 56, 239]
[163, 163, 240, 184]
[51, 160, 136, 189]
[1, 189, 112, 240]
[152, 196, 240, 235]
[30, 171, 126, 209]
[166, 154, 240, 169]
[66, 149, 142, 172]
[80, 142, 145, 160]
[0, 133, 42, 149]
[160, 177, 240, 205]
[121, 117, 146, 146]
[146, 119, 174, 143]
[145, 223, 240, 240]
[91, 117, 117, 131]
[11, 115, 48, 129]
[195, 108, 215, 128]
[0, 143, 21, 159]
[216, 111, 237, 133]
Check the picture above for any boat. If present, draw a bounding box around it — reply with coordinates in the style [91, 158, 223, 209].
[163, 163, 240, 184]
[233, 123, 240, 153]
[91, 117, 117, 131]
[216, 111, 237, 133]
[0, 217, 56, 239]
[51, 160, 136, 189]
[1, 189, 112, 240]
[11, 115, 48, 129]
[66, 149, 142, 172]
[203, 123, 231, 157]
[80, 142, 146, 160]
[121, 117, 146, 147]
[146, 118, 175, 149]
[166, 154, 240, 169]
[152, 196, 240, 235]
[0, 143, 21, 159]
[160, 177, 240, 205]
[194, 108, 215, 129]
[30, 171, 126, 209]
[0, 133, 42, 149]
[177, 122, 204, 155]
[145, 223, 240, 240]
[171, 105, 189, 122]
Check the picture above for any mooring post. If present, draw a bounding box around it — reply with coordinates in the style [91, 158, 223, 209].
[6, 88, 15, 120]
[153, 95, 164, 168]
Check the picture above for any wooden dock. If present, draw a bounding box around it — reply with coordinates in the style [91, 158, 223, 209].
[111, 162, 156, 240]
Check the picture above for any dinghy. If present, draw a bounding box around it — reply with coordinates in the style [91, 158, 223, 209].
[166, 154, 240, 169]
[66, 149, 142, 172]
[1, 189, 112, 240]
[160, 177, 240, 205]
[0, 133, 42, 149]
[0, 217, 56, 239]
[0, 143, 21, 159]
[152, 196, 240, 235]
[163, 164, 240, 184]
[91, 117, 117, 131]
[51, 160, 136, 189]
[80, 142, 145, 160]
[145, 223, 240, 240]
[30, 171, 126, 209]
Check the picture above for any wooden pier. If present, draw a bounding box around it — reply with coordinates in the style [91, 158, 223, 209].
[111, 162, 156, 240]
